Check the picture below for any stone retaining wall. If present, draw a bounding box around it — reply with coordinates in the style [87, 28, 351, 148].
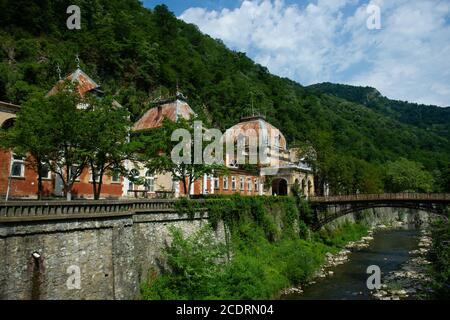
[0, 201, 223, 300]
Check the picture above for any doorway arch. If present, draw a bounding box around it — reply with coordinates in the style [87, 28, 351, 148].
[272, 178, 288, 196]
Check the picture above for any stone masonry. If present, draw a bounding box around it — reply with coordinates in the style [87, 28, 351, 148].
[0, 201, 224, 300]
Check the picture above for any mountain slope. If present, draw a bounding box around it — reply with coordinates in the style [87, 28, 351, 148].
[307, 82, 450, 139]
[0, 0, 448, 192]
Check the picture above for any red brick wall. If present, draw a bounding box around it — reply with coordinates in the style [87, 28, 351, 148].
[71, 167, 122, 199]
[214, 175, 259, 195]
[0, 149, 53, 198]
[0, 148, 122, 199]
[0, 149, 10, 196]
[178, 173, 260, 196]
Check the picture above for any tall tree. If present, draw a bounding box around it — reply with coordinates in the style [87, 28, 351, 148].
[0, 92, 53, 199]
[81, 95, 131, 199]
[135, 117, 227, 198]
[45, 83, 89, 200]
[384, 158, 435, 193]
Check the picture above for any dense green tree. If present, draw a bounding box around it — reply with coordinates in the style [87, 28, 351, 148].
[134, 116, 227, 198]
[44, 84, 89, 200]
[81, 95, 131, 199]
[1, 83, 89, 200]
[384, 158, 435, 193]
[0, 92, 53, 199]
[0, 0, 449, 193]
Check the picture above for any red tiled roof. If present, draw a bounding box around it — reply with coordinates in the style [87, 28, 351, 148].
[47, 68, 100, 97]
[133, 99, 195, 131]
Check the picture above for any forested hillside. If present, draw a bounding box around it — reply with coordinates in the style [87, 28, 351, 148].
[0, 0, 449, 193]
[308, 82, 450, 139]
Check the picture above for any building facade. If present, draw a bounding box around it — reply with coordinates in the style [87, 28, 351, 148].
[0, 68, 123, 200]
[0, 69, 314, 200]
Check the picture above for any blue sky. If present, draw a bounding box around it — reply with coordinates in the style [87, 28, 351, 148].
[143, 0, 450, 107]
[142, 0, 242, 15]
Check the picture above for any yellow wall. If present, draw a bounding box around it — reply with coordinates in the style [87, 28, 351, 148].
[0, 111, 16, 126]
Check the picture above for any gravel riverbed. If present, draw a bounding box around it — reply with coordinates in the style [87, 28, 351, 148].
[370, 229, 433, 300]
[281, 222, 432, 299]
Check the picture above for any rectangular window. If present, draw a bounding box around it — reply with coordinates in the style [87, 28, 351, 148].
[11, 154, 25, 178]
[111, 174, 120, 183]
[247, 177, 252, 192]
[89, 169, 101, 183]
[231, 176, 236, 191]
[214, 177, 219, 190]
[223, 176, 229, 190]
[239, 176, 244, 191]
[145, 177, 155, 192]
[40, 163, 51, 180]
[255, 178, 259, 192]
[70, 165, 81, 182]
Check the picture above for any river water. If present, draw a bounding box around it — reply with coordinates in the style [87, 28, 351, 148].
[285, 225, 421, 300]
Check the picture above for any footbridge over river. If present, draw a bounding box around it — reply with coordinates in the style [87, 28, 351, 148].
[309, 193, 450, 230]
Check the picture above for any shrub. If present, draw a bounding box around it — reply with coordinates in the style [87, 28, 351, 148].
[142, 196, 370, 300]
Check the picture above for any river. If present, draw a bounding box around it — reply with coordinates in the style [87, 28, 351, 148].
[284, 225, 422, 300]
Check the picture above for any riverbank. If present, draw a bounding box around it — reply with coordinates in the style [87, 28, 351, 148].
[281, 228, 375, 296]
[371, 229, 433, 300]
[141, 222, 370, 299]
[428, 221, 450, 299]
[141, 196, 440, 300]
[281, 220, 425, 299]
[141, 196, 374, 300]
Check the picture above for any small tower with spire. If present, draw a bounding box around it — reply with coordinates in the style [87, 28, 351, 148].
[47, 55, 103, 98]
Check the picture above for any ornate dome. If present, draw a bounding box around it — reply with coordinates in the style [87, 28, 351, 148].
[133, 96, 195, 131]
[223, 115, 287, 150]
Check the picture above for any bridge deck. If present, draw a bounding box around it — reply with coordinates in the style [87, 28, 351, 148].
[310, 193, 450, 203]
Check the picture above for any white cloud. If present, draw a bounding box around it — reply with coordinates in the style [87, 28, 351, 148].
[180, 0, 450, 106]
